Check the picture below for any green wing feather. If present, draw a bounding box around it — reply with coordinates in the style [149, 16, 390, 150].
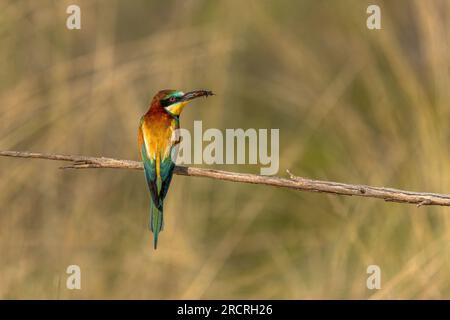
[141, 142, 176, 249]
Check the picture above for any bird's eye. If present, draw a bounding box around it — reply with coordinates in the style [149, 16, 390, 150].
[169, 97, 177, 103]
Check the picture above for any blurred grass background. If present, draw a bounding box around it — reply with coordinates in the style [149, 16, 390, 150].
[1, 0, 450, 299]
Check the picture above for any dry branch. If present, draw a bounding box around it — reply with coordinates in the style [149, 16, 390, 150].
[1, 150, 450, 207]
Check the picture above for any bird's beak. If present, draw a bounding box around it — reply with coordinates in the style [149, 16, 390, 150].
[181, 90, 214, 102]
[166, 90, 213, 116]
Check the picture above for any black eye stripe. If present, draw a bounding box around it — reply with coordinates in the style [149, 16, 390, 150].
[161, 96, 179, 107]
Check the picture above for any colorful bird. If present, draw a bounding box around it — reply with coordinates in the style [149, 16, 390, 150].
[138, 89, 213, 249]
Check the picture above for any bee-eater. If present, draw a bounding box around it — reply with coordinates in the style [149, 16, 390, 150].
[138, 89, 213, 249]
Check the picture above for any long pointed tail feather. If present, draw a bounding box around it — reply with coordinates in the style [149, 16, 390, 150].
[150, 202, 164, 249]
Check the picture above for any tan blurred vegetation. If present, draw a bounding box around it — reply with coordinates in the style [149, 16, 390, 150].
[1, 0, 450, 299]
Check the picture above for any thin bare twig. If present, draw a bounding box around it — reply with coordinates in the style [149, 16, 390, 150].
[1, 150, 450, 207]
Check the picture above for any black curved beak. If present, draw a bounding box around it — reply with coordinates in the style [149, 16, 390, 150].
[181, 90, 214, 102]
